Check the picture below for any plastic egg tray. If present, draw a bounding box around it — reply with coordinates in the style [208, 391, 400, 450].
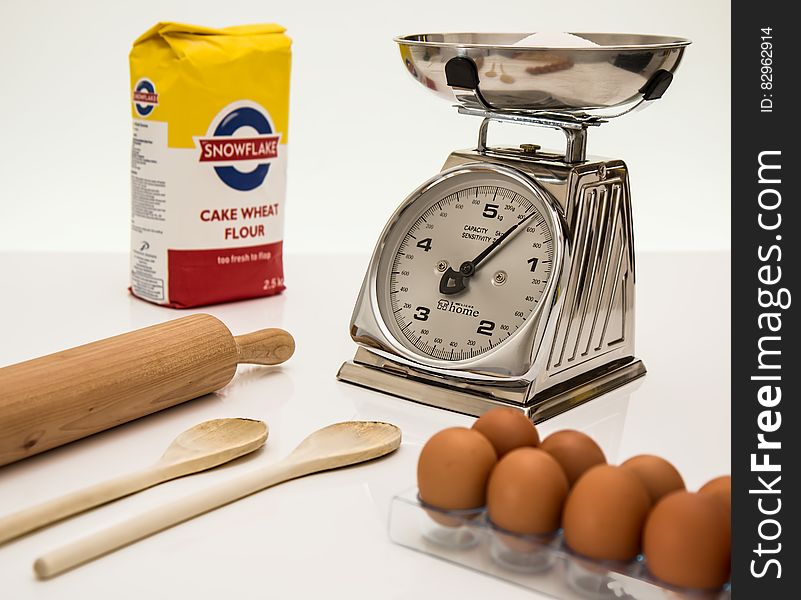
[388, 488, 731, 600]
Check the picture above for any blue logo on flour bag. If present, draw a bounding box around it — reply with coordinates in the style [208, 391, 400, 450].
[196, 101, 282, 192]
[132, 78, 158, 117]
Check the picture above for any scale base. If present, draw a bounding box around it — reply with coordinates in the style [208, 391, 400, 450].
[337, 348, 645, 423]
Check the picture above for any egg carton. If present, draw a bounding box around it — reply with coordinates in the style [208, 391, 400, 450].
[388, 488, 731, 600]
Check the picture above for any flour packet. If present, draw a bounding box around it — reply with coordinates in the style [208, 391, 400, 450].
[129, 22, 291, 307]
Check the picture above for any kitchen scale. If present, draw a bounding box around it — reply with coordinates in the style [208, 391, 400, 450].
[338, 33, 690, 422]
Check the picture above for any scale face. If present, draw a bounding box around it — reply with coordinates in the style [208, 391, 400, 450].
[338, 32, 690, 422]
[375, 164, 560, 369]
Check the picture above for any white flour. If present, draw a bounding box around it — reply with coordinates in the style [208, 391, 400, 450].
[513, 32, 600, 48]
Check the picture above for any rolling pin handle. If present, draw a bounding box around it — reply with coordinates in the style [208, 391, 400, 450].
[234, 328, 295, 365]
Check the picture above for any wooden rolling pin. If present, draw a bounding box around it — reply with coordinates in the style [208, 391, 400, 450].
[0, 314, 294, 467]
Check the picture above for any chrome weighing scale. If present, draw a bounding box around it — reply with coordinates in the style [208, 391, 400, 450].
[338, 33, 690, 422]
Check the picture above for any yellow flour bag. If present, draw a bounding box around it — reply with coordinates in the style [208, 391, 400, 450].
[129, 23, 291, 307]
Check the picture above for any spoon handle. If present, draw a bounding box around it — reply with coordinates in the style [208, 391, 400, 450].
[0, 467, 162, 545]
[33, 460, 305, 579]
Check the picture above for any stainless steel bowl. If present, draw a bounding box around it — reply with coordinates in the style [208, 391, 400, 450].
[395, 33, 690, 114]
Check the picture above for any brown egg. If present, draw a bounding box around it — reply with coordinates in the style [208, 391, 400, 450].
[699, 475, 731, 525]
[621, 455, 685, 505]
[699, 475, 731, 505]
[417, 427, 497, 511]
[644, 491, 731, 589]
[540, 430, 606, 487]
[563, 465, 651, 562]
[472, 407, 540, 458]
[487, 447, 568, 536]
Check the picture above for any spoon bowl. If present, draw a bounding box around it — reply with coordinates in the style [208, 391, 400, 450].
[160, 418, 268, 470]
[288, 421, 401, 468]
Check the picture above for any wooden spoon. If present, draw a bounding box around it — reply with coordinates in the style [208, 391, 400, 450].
[0, 418, 268, 545]
[34, 421, 401, 578]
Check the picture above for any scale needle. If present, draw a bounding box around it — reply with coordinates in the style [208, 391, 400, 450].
[439, 210, 538, 295]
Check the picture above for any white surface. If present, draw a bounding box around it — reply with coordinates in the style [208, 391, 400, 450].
[0, 0, 729, 254]
[0, 251, 730, 599]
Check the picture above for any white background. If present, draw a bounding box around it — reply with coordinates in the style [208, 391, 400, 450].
[0, 0, 730, 254]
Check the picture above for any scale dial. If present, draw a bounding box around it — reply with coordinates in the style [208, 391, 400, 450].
[376, 165, 557, 364]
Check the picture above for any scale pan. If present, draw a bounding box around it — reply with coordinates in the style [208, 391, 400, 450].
[395, 33, 690, 115]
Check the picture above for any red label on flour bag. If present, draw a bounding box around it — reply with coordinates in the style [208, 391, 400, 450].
[129, 23, 291, 307]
